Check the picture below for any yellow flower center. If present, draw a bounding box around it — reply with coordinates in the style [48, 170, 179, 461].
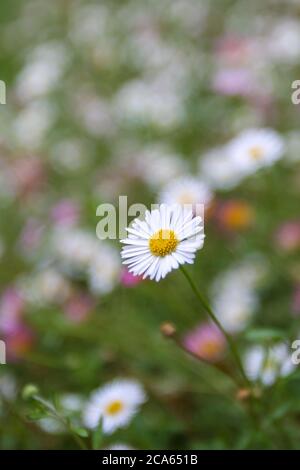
[149, 229, 178, 257]
[249, 146, 263, 160]
[199, 340, 222, 358]
[105, 400, 124, 416]
[178, 192, 194, 205]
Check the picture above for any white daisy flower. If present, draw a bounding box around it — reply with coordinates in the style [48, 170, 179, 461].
[89, 244, 121, 295]
[244, 344, 295, 387]
[159, 176, 212, 216]
[83, 379, 146, 434]
[227, 128, 285, 174]
[121, 204, 205, 282]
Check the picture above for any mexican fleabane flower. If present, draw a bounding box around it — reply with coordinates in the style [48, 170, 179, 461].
[121, 204, 205, 282]
[83, 379, 146, 434]
[159, 176, 212, 213]
[227, 128, 285, 173]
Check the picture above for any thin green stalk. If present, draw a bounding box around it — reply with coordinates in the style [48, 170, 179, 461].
[180, 265, 250, 387]
[32, 395, 88, 450]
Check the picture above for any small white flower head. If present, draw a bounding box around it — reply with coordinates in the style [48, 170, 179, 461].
[83, 379, 146, 434]
[211, 259, 265, 334]
[199, 147, 246, 190]
[227, 128, 285, 174]
[19, 268, 71, 306]
[159, 176, 212, 216]
[52, 228, 98, 274]
[244, 343, 296, 387]
[89, 244, 121, 295]
[121, 204, 205, 282]
[137, 145, 187, 189]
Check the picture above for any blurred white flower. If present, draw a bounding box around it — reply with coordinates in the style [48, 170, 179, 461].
[52, 229, 98, 274]
[199, 147, 246, 190]
[15, 41, 68, 102]
[105, 443, 133, 450]
[114, 78, 183, 129]
[38, 417, 65, 435]
[159, 176, 212, 215]
[211, 259, 265, 334]
[20, 268, 71, 306]
[244, 344, 296, 386]
[227, 128, 285, 174]
[265, 19, 300, 65]
[60, 394, 84, 413]
[69, 4, 109, 47]
[121, 204, 204, 282]
[137, 145, 187, 189]
[89, 244, 121, 295]
[75, 94, 115, 137]
[285, 131, 300, 163]
[13, 100, 56, 150]
[0, 374, 17, 401]
[83, 379, 146, 434]
[50, 139, 89, 173]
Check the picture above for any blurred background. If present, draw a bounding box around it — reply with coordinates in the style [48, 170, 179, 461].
[0, 0, 300, 450]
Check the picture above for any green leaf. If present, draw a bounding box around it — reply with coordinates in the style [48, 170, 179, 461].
[26, 409, 48, 421]
[73, 427, 89, 438]
[92, 420, 103, 449]
[245, 328, 286, 343]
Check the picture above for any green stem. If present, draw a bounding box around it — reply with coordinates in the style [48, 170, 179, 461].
[32, 395, 88, 450]
[180, 265, 250, 387]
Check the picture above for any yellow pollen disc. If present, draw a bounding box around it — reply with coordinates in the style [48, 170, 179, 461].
[249, 146, 263, 160]
[149, 229, 178, 257]
[199, 340, 221, 357]
[105, 400, 124, 416]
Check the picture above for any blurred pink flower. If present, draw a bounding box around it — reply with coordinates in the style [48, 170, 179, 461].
[19, 218, 44, 253]
[0, 287, 25, 334]
[64, 292, 94, 323]
[5, 324, 35, 361]
[51, 199, 80, 227]
[120, 268, 143, 287]
[183, 322, 226, 362]
[11, 157, 45, 198]
[275, 221, 300, 251]
[212, 68, 255, 97]
[215, 35, 256, 66]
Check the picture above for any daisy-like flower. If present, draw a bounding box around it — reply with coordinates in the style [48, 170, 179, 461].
[121, 204, 205, 282]
[159, 176, 212, 215]
[83, 379, 146, 434]
[227, 128, 285, 174]
[199, 147, 246, 190]
[244, 344, 296, 387]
